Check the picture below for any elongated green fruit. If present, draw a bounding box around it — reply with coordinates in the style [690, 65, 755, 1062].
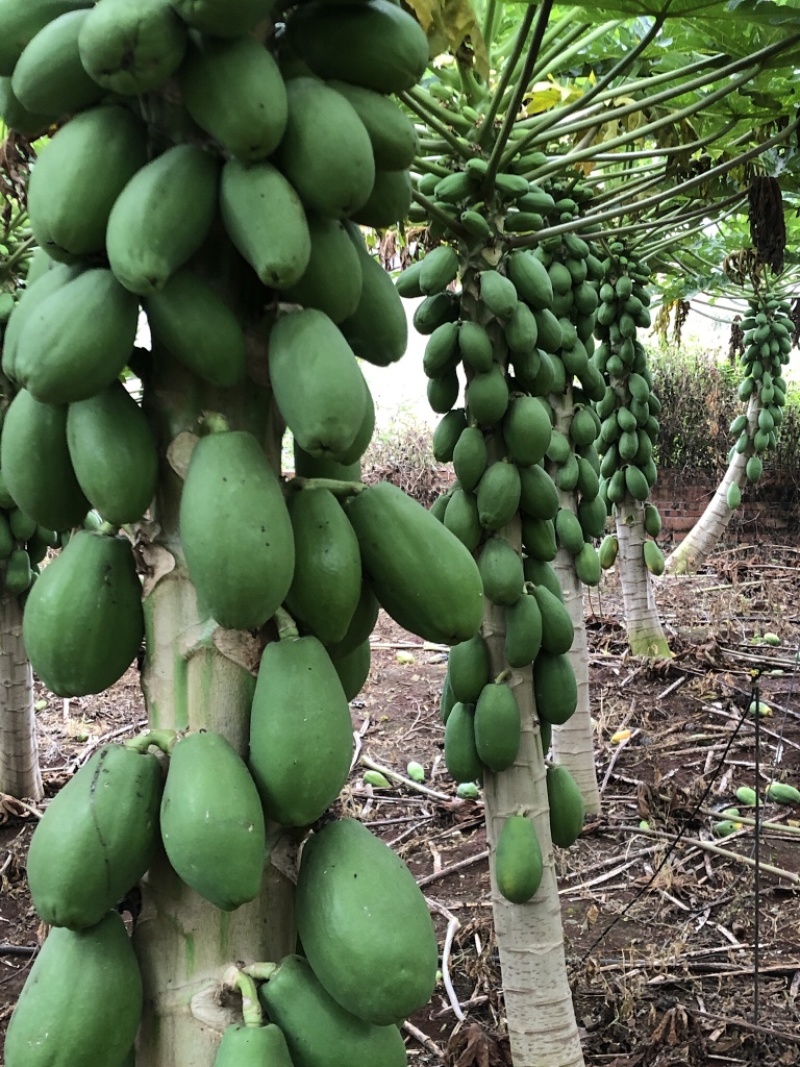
[495, 815, 542, 904]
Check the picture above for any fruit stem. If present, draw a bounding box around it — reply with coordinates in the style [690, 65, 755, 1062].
[494, 668, 512, 685]
[199, 412, 230, 436]
[243, 961, 280, 982]
[126, 728, 178, 755]
[96, 521, 119, 537]
[273, 607, 299, 641]
[290, 476, 366, 497]
[223, 967, 264, 1028]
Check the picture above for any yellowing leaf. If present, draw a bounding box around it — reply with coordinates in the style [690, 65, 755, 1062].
[404, 0, 489, 80]
[523, 85, 563, 116]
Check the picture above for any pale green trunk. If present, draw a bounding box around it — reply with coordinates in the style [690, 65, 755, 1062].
[133, 354, 295, 1067]
[0, 591, 42, 800]
[615, 499, 671, 657]
[547, 396, 601, 815]
[483, 587, 585, 1067]
[550, 554, 600, 814]
[665, 396, 757, 576]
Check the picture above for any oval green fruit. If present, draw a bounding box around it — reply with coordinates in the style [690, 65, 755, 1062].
[495, 815, 543, 904]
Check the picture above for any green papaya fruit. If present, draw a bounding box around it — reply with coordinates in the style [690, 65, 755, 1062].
[329, 80, 418, 169]
[347, 481, 484, 644]
[213, 1024, 295, 1067]
[9, 507, 37, 542]
[0, 513, 12, 559]
[0, 74, 54, 135]
[107, 143, 220, 295]
[285, 488, 361, 646]
[453, 425, 488, 492]
[504, 592, 542, 668]
[478, 536, 524, 606]
[350, 167, 412, 229]
[22, 530, 144, 696]
[458, 320, 494, 372]
[643, 502, 662, 537]
[546, 763, 585, 847]
[4, 548, 32, 595]
[15, 268, 138, 405]
[467, 364, 509, 425]
[495, 815, 543, 904]
[143, 268, 247, 387]
[521, 516, 556, 561]
[523, 556, 563, 600]
[27, 105, 148, 263]
[474, 681, 521, 772]
[324, 581, 379, 660]
[77, 0, 187, 95]
[285, 0, 429, 94]
[259, 955, 407, 1067]
[534, 651, 578, 725]
[518, 463, 559, 520]
[293, 443, 360, 484]
[1, 262, 81, 384]
[1, 389, 89, 530]
[180, 428, 294, 631]
[27, 744, 162, 929]
[295, 818, 438, 1025]
[432, 408, 467, 464]
[160, 731, 266, 910]
[277, 77, 374, 219]
[66, 380, 158, 526]
[503, 395, 551, 466]
[574, 541, 601, 586]
[269, 308, 367, 460]
[3, 912, 142, 1067]
[12, 10, 103, 116]
[249, 635, 353, 826]
[448, 632, 491, 704]
[476, 460, 521, 531]
[444, 700, 482, 782]
[532, 584, 574, 655]
[443, 488, 481, 552]
[643, 539, 665, 576]
[507, 250, 553, 310]
[338, 235, 408, 366]
[169, 0, 273, 35]
[554, 507, 585, 556]
[220, 158, 311, 289]
[284, 213, 364, 324]
[0, 0, 91, 77]
[331, 637, 371, 701]
[179, 34, 287, 161]
[480, 269, 518, 319]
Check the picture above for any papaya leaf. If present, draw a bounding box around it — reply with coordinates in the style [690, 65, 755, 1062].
[405, 0, 490, 78]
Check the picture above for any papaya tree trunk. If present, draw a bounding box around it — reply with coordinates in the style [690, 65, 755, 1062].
[548, 397, 600, 815]
[615, 499, 671, 657]
[0, 591, 42, 800]
[133, 353, 295, 1067]
[665, 396, 757, 575]
[483, 589, 585, 1067]
[549, 553, 600, 814]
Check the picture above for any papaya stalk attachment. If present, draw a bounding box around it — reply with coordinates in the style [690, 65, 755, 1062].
[126, 728, 178, 755]
[198, 412, 230, 436]
[272, 606, 299, 641]
[242, 961, 280, 983]
[96, 520, 119, 537]
[222, 967, 263, 1029]
[289, 476, 366, 497]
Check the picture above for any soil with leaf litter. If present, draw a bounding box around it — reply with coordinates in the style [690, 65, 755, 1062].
[2, 542, 800, 1067]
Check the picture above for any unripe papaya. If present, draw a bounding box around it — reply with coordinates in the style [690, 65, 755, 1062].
[505, 592, 542, 668]
[495, 815, 542, 904]
[220, 159, 311, 289]
[329, 80, 418, 170]
[444, 701, 482, 783]
[249, 635, 353, 827]
[4, 912, 142, 1067]
[179, 34, 287, 161]
[331, 637, 371, 701]
[534, 651, 578, 725]
[285, 488, 361, 646]
[12, 10, 103, 116]
[277, 78, 374, 219]
[77, 0, 187, 95]
[546, 763, 585, 847]
[347, 482, 484, 644]
[170, 0, 273, 35]
[27, 744, 162, 929]
[107, 143, 220, 295]
[474, 681, 521, 772]
[338, 233, 408, 366]
[258, 955, 407, 1067]
[269, 309, 368, 461]
[179, 428, 294, 631]
[643, 539, 665, 576]
[478, 536, 524, 606]
[160, 731, 266, 910]
[22, 530, 144, 697]
[295, 818, 438, 1025]
[213, 1024, 295, 1067]
[448, 633, 491, 704]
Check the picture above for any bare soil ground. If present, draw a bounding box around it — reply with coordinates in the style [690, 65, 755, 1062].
[2, 542, 800, 1066]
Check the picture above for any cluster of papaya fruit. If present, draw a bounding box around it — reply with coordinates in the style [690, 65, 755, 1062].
[7, 729, 440, 1067]
[727, 290, 792, 500]
[0, 1, 460, 1063]
[591, 245, 665, 576]
[398, 172, 605, 904]
[0, 452, 61, 603]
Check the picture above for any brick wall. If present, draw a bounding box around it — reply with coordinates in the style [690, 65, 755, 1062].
[653, 469, 800, 545]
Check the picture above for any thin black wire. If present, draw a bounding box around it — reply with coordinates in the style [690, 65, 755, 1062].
[570, 693, 752, 977]
[752, 672, 761, 1043]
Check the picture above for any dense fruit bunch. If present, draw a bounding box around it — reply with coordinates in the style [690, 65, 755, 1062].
[726, 289, 792, 498]
[399, 171, 601, 904]
[591, 244, 665, 576]
[0, 2, 455, 1064]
